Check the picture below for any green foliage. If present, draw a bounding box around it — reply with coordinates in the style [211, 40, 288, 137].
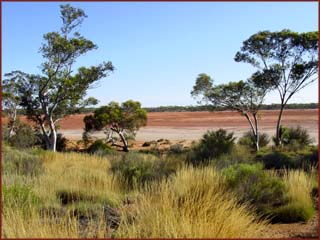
[2, 145, 43, 176]
[222, 163, 287, 213]
[9, 124, 37, 149]
[274, 126, 313, 149]
[191, 75, 267, 151]
[110, 152, 176, 189]
[210, 144, 255, 169]
[87, 140, 113, 155]
[256, 146, 318, 170]
[37, 133, 68, 152]
[169, 143, 184, 154]
[188, 129, 235, 165]
[9, 4, 114, 151]
[2, 122, 38, 149]
[2, 71, 27, 135]
[192, 76, 266, 114]
[143, 103, 318, 113]
[2, 184, 42, 215]
[84, 100, 147, 151]
[270, 203, 315, 223]
[85, 100, 147, 133]
[235, 29, 318, 145]
[238, 131, 270, 150]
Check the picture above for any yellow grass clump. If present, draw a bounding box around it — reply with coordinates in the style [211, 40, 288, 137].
[284, 169, 313, 206]
[116, 166, 267, 238]
[3, 149, 270, 238]
[33, 151, 123, 206]
[2, 150, 121, 238]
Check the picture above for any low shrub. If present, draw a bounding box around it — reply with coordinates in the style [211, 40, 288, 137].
[3, 122, 38, 149]
[211, 144, 255, 169]
[271, 203, 314, 223]
[238, 131, 269, 150]
[256, 146, 318, 170]
[222, 163, 287, 214]
[169, 143, 184, 154]
[36, 133, 68, 152]
[142, 141, 157, 147]
[188, 129, 235, 165]
[2, 145, 43, 176]
[87, 140, 113, 155]
[274, 126, 313, 149]
[110, 152, 176, 189]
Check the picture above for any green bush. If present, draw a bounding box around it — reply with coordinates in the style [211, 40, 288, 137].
[2, 124, 10, 143]
[256, 146, 318, 170]
[169, 143, 184, 154]
[87, 140, 113, 155]
[274, 126, 313, 148]
[211, 145, 255, 169]
[110, 152, 176, 189]
[270, 203, 315, 223]
[238, 131, 269, 150]
[37, 133, 68, 152]
[2, 145, 43, 176]
[3, 123, 38, 149]
[188, 129, 235, 165]
[222, 163, 287, 213]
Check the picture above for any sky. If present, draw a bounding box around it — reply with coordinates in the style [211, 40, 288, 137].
[2, 2, 318, 107]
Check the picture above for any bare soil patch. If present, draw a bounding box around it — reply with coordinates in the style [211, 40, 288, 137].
[56, 109, 318, 142]
[261, 211, 318, 239]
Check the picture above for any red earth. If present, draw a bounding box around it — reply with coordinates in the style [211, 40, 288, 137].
[3, 109, 318, 142]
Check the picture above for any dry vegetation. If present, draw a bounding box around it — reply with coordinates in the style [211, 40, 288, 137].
[2, 140, 318, 238]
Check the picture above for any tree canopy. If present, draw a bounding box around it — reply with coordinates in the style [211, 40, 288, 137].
[10, 4, 114, 152]
[84, 100, 147, 152]
[2, 71, 29, 137]
[235, 29, 318, 145]
[191, 73, 268, 151]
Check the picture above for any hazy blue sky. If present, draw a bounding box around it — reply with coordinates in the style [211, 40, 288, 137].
[2, 2, 318, 107]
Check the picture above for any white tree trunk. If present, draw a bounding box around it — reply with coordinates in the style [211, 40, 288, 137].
[118, 130, 129, 152]
[49, 118, 57, 152]
[253, 113, 259, 151]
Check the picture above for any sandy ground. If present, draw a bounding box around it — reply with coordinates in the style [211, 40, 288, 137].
[261, 210, 319, 238]
[56, 109, 318, 143]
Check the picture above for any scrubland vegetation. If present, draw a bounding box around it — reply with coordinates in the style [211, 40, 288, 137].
[2, 3, 318, 238]
[2, 125, 318, 238]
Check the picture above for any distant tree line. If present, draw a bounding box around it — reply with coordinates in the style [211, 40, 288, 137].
[9, 102, 317, 116]
[142, 103, 318, 112]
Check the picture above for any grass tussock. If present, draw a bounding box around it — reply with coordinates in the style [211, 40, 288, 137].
[274, 169, 315, 222]
[2, 143, 316, 238]
[2, 150, 122, 238]
[116, 167, 267, 238]
[33, 151, 123, 207]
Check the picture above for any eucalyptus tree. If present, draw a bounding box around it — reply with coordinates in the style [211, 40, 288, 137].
[2, 71, 28, 137]
[84, 100, 147, 152]
[192, 74, 268, 151]
[235, 29, 318, 145]
[14, 4, 114, 151]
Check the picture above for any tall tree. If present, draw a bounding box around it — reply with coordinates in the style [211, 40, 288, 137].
[235, 29, 318, 145]
[84, 100, 147, 152]
[15, 4, 114, 151]
[192, 74, 268, 151]
[2, 71, 28, 137]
